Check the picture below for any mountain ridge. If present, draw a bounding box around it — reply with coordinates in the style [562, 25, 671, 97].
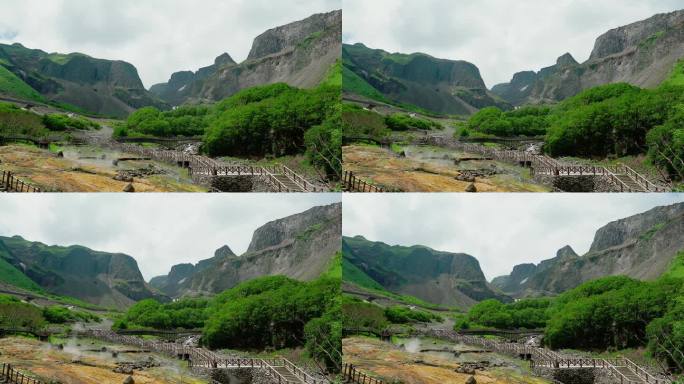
[492, 202, 684, 298]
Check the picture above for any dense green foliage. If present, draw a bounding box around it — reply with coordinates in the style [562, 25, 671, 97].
[0, 256, 43, 293]
[461, 272, 684, 373]
[384, 305, 441, 324]
[118, 82, 341, 179]
[117, 275, 342, 373]
[464, 298, 551, 330]
[42, 114, 99, 131]
[465, 106, 550, 137]
[384, 113, 441, 131]
[0, 102, 99, 137]
[0, 102, 47, 136]
[462, 77, 684, 181]
[341, 104, 390, 139]
[114, 298, 208, 330]
[341, 296, 388, 331]
[42, 305, 100, 324]
[0, 295, 45, 329]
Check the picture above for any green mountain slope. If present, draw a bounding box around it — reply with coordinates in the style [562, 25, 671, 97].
[0, 64, 44, 102]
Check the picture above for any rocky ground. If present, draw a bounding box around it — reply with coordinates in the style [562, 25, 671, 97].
[0, 336, 206, 384]
[342, 144, 549, 192]
[343, 336, 554, 384]
[0, 144, 204, 192]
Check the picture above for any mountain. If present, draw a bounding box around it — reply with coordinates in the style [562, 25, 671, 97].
[0, 43, 167, 117]
[149, 10, 341, 106]
[342, 43, 510, 115]
[492, 10, 684, 106]
[342, 236, 510, 308]
[492, 202, 684, 298]
[150, 203, 342, 298]
[0, 235, 163, 309]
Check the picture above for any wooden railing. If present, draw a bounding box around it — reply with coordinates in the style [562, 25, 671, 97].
[342, 364, 384, 384]
[1, 171, 41, 192]
[283, 358, 322, 384]
[342, 171, 386, 192]
[281, 165, 320, 192]
[1, 363, 43, 384]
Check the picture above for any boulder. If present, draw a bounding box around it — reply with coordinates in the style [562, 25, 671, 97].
[123, 183, 135, 192]
[466, 376, 476, 384]
[123, 376, 134, 384]
[465, 183, 477, 192]
[56, 151, 64, 158]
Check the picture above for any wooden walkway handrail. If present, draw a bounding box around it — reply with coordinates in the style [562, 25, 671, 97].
[342, 171, 386, 192]
[0, 171, 41, 192]
[1, 363, 44, 384]
[342, 363, 384, 384]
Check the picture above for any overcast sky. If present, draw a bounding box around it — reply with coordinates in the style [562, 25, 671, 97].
[343, 0, 684, 87]
[343, 194, 684, 281]
[0, 194, 340, 281]
[0, 0, 340, 88]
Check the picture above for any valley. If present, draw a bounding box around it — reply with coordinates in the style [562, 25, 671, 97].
[0, 201, 343, 383]
[341, 201, 684, 383]
[342, 9, 684, 192]
[0, 10, 342, 192]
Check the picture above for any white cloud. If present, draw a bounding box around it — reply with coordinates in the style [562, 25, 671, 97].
[342, 193, 684, 280]
[0, 193, 341, 280]
[343, 0, 684, 87]
[0, 0, 341, 87]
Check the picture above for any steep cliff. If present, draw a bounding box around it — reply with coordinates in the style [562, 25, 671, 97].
[343, 43, 510, 115]
[492, 10, 684, 105]
[151, 203, 342, 298]
[492, 203, 684, 297]
[150, 10, 341, 105]
[343, 236, 510, 308]
[0, 236, 163, 309]
[0, 43, 166, 117]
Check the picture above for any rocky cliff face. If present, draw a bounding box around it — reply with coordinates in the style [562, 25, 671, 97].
[0, 43, 166, 117]
[492, 10, 684, 106]
[150, 10, 341, 105]
[492, 203, 684, 297]
[0, 236, 163, 309]
[151, 203, 341, 298]
[343, 236, 510, 308]
[343, 43, 510, 115]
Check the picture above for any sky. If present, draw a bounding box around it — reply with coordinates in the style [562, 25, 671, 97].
[0, 194, 340, 281]
[343, 0, 684, 87]
[343, 194, 684, 281]
[0, 0, 340, 88]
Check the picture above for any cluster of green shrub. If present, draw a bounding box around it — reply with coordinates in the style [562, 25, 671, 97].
[462, 105, 550, 137]
[459, 297, 551, 330]
[459, 254, 684, 373]
[117, 275, 341, 373]
[42, 305, 100, 324]
[116, 82, 341, 179]
[0, 102, 99, 137]
[0, 295, 100, 329]
[462, 78, 684, 181]
[341, 296, 389, 331]
[384, 305, 442, 324]
[384, 113, 442, 131]
[42, 114, 99, 131]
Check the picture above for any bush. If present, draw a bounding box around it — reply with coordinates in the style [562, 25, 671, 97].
[384, 306, 440, 324]
[385, 113, 439, 131]
[466, 106, 550, 136]
[341, 296, 388, 331]
[42, 114, 98, 131]
[43, 306, 100, 324]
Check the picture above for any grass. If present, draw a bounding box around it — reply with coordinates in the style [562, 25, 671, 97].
[662, 251, 684, 279]
[0, 256, 44, 293]
[320, 61, 342, 88]
[0, 65, 45, 102]
[662, 59, 684, 87]
[342, 65, 390, 103]
[640, 222, 666, 241]
[320, 252, 342, 279]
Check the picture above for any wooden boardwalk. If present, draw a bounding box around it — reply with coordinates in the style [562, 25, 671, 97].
[423, 137, 668, 192]
[80, 330, 326, 384]
[419, 329, 672, 384]
[117, 143, 324, 192]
